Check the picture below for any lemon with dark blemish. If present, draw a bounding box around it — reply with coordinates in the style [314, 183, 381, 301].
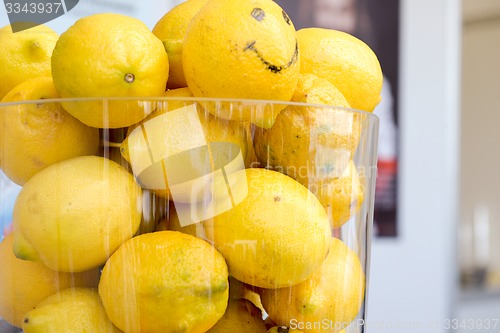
[203, 168, 330, 289]
[182, 0, 300, 128]
[99, 231, 229, 333]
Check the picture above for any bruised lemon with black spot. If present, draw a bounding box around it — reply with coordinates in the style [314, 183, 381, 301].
[183, 0, 300, 128]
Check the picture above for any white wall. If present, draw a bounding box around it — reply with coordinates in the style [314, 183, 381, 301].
[367, 0, 461, 332]
[460, 15, 500, 283]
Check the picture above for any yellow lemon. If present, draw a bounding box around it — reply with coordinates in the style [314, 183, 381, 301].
[183, 0, 300, 128]
[0, 234, 99, 328]
[203, 168, 331, 289]
[260, 238, 365, 333]
[207, 299, 267, 332]
[51, 13, 169, 128]
[254, 74, 363, 227]
[99, 231, 229, 333]
[121, 87, 254, 199]
[297, 28, 383, 112]
[0, 24, 58, 100]
[254, 73, 359, 184]
[12, 156, 142, 272]
[153, 0, 209, 89]
[22, 288, 121, 333]
[321, 161, 364, 228]
[0, 77, 99, 185]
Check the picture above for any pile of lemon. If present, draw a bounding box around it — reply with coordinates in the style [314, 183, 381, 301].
[0, 0, 382, 332]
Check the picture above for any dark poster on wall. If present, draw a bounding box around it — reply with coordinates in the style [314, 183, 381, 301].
[276, 0, 400, 237]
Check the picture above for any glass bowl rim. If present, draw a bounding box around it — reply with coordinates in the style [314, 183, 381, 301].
[0, 96, 379, 120]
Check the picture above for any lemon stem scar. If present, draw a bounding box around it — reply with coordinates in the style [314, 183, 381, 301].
[124, 73, 135, 83]
[244, 40, 299, 73]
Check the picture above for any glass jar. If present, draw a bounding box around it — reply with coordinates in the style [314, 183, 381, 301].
[0, 97, 378, 333]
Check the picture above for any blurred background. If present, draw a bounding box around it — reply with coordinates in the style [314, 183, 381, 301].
[457, 0, 500, 327]
[1, 0, 500, 332]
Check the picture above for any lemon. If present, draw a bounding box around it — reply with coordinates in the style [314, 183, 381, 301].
[183, 0, 300, 128]
[153, 0, 209, 89]
[0, 77, 99, 185]
[207, 299, 267, 332]
[121, 87, 253, 199]
[254, 73, 360, 184]
[254, 74, 363, 227]
[0, 24, 58, 100]
[12, 156, 142, 272]
[0, 234, 99, 328]
[203, 168, 331, 289]
[99, 231, 229, 333]
[51, 13, 169, 128]
[297, 28, 383, 112]
[260, 238, 365, 333]
[321, 161, 364, 228]
[22, 288, 120, 333]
